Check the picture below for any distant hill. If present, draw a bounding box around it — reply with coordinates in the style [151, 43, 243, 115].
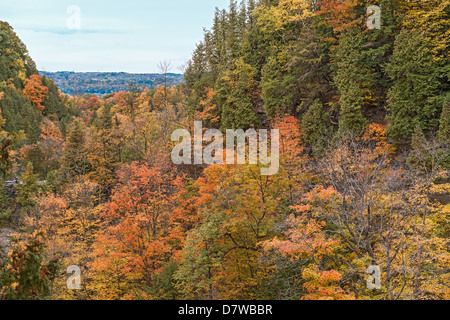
[39, 71, 185, 96]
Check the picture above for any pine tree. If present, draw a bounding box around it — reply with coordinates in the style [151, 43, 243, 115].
[385, 29, 443, 141]
[61, 120, 90, 180]
[225, 1, 241, 63]
[261, 55, 295, 118]
[216, 58, 261, 130]
[0, 118, 12, 179]
[332, 33, 368, 135]
[87, 104, 119, 198]
[300, 99, 330, 156]
[41, 75, 68, 120]
[17, 162, 38, 209]
[0, 86, 42, 142]
[438, 97, 450, 143]
[99, 103, 113, 130]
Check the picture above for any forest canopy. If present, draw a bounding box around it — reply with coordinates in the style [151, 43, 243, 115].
[0, 0, 449, 301]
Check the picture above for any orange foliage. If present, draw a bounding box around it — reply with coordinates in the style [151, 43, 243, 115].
[195, 88, 220, 125]
[317, 0, 362, 40]
[22, 74, 48, 111]
[92, 162, 183, 298]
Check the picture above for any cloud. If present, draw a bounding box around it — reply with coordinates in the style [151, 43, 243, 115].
[14, 24, 125, 35]
[1, 0, 232, 72]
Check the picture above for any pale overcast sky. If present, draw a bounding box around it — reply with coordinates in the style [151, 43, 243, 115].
[0, 0, 231, 73]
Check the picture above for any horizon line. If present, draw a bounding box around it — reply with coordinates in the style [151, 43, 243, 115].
[39, 70, 185, 75]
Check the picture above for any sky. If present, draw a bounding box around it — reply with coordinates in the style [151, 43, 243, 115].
[0, 0, 231, 73]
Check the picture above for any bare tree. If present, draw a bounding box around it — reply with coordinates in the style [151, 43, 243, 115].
[298, 128, 446, 299]
[177, 62, 187, 74]
[157, 60, 172, 101]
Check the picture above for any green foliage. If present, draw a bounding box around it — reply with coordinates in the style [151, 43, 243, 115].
[142, 261, 180, 300]
[0, 233, 59, 300]
[0, 132, 12, 179]
[61, 120, 91, 180]
[0, 0, 449, 301]
[216, 58, 261, 130]
[300, 99, 330, 156]
[174, 210, 226, 300]
[407, 125, 449, 172]
[385, 29, 443, 141]
[261, 55, 295, 118]
[438, 96, 450, 143]
[0, 86, 42, 142]
[19, 144, 46, 179]
[41, 75, 70, 122]
[332, 33, 368, 134]
[0, 208, 11, 222]
[0, 179, 10, 221]
[0, 20, 37, 76]
[257, 252, 306, 300]
[0, 20, 44, 142]
[17, 162, 38, 209]
[86, 105, 121, 199]
[99, 103, 113, 130]
[44, 170, 60, 194]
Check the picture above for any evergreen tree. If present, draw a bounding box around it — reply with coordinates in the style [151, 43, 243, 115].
[385, 29, 443, 141]
[17, 162, 38, 209]
[300, 99, 330, 156]
[0, 179, 10, 221]
[225, 1, 242, 63]
[41, 75, 69, 121]
[98, 103, 113, 130]
[87, 104, 120, 198]
[0, 86, 42, 142]
[261, 55, 296, 118]
[438, 97, 450, 143]
[216, 58, 261, 130]
[0, 233, 59, 300]
[0, 20, 38, 76]
[0, 108, 12, 179]
[332, 33, 368, 134]
[61, 120, 91, 180]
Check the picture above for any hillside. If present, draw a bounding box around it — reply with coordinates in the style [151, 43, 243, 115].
[0, 20, 72, 144]
[0, 0, 449, 302]
[39, 71, 184, 96]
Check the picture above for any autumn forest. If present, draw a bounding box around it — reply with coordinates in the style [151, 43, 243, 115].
[0, 0, 449, 301]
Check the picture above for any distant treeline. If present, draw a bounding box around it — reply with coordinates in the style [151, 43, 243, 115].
[39, 71, 185, 96]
